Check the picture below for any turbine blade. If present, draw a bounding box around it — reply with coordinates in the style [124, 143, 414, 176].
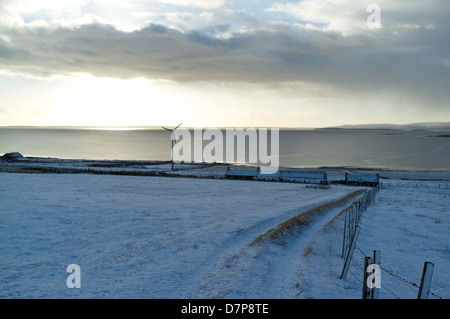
[161, 127, 173, 132]
[173, 123, 182, 130]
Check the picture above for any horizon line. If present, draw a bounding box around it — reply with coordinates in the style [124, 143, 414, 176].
[0, 121, 449, 130]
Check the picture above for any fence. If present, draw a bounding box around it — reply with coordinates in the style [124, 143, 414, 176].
[346, 245, 442, 299]
[341, 187, 378, 259]
[338, 186, 443, 299]
[380, 181, 450, 189]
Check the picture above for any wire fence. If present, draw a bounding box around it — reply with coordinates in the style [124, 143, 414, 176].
[380, 181, 450, 189]
[349, 244, 443, 299]
[339, 186, 444, 299]
[341, 186, 379, 259]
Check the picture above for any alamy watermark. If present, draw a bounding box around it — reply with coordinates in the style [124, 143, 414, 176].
[66, 264, 81, 288]
[367, 4, 382, 29]
[171, 128, 279, 174]
[366, 263, 381, 289]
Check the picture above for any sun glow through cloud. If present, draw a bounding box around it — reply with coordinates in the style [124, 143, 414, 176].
[44, 76, 193, 127]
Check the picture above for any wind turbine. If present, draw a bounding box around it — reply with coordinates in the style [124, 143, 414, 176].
[161, 123, 182, 170]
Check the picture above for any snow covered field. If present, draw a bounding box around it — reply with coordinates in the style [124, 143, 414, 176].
[0, 164, 448, 299]
[0, 172, 359, 298]
[287, 184, 449, 299]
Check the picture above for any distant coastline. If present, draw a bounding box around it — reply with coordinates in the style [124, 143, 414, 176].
[314, 122, 450, 131]
[1, 121, 449, 131]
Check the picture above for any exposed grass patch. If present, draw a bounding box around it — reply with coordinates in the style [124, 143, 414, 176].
[303, 245, 314, 257]
[250, 189, 366, 246]
[305, 185, 332, 190]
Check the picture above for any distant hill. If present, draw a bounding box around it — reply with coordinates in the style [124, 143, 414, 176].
[317, 122, 450, 130]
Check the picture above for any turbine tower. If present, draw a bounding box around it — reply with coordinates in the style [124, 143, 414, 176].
[161, 123, 182, 170]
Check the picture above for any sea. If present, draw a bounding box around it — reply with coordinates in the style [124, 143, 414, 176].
[1, 127, 449, 171]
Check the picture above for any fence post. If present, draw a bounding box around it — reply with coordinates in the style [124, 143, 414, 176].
[346, 209, 353, 254]
[340, 226, 360, 280]
[371, 250, 381, 299]
[342, 209, 350, 258]
[362, 256, 372, 299]
[417, 262, 434, 299]
[352, 204, 357, 230]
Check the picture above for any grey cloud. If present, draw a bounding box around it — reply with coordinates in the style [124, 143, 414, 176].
[0, 42, 30, 59]
[0, 18, 449, 109]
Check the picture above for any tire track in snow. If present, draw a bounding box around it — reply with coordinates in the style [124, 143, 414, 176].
[188, 187, 360, 298]
[197, 189, 367, 298]
[260, 190, 368, 298]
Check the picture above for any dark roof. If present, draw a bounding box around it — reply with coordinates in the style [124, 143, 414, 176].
[279, 170, 326, 179]
[226, 167, 328, 182]
[345, 173, 379, 183]
[226, 169, 258, 177]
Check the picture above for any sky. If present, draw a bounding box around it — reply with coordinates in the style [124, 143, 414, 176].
[0, 0, 449, 128]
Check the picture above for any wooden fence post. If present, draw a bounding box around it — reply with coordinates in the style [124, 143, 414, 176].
[352, 205, 357, 230]
[340, 226, 360, 280]
[362, 256, 372, 299]
[371, 250, 381, 299]
[418, 262, 434, 299]
[342, 209, 350, 258]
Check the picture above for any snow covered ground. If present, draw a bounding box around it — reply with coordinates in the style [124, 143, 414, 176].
[279, 184, 449, 299]
[0, 160, 448, 299]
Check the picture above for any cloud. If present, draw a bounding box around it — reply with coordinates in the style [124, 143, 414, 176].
[267, 0, 365, 35]
[0, 0, 88, 24]
[0, 0, 449, 112]
[0, 21, 446, 89]
[0, 22, 335, 81]
[157, 0, 228, 10]
[267, 0, 449, 35]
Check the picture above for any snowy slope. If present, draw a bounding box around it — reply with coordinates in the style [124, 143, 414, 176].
[0, 169, 448, 299]
[292, 183, 449, 299]
[0, 173, 357, 298]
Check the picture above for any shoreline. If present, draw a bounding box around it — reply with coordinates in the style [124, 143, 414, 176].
[2, 156, 450, 183]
